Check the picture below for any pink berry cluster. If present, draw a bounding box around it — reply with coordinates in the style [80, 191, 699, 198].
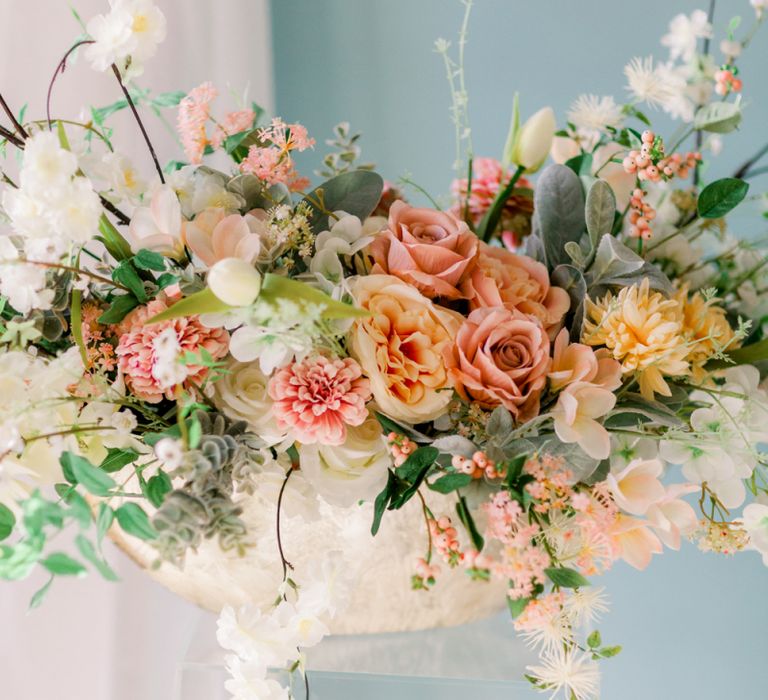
[413, 557, 441, 589]
[714, 66, 743, 96]
[429, 515, 463, 566]
[387, 432, 418, 467]
[450, 450, 506, 480]
[622, 130, 702, 240]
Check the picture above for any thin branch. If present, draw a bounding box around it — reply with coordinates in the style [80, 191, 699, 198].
[47, 40, 95, 129]
[733, 141, 768, 179]
[0, 124, 24, 149]
[110, 64, 165, 183]
[100, 196, 131, 226]
[0, 91, 28, 139]
[276, 466, 295, 582]
[21, 259, 129, 291]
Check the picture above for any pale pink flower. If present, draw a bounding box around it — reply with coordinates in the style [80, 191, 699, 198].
[129, 185, 185, 258]
[177, 82, 218, 163]
[183, 208, 262, 267]
[116, 298, 229, 403]
[548, 329, 599, 391]
[646, 483, 698, 549]
[551, 382, 616, 460]
[268, 356, 371, 446]
[610, 514, 663, 570]
[210, 109, 256, 149]
[605, 458, 666, 516]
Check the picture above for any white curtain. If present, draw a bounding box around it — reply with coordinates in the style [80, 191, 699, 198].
[0, 2, 273, 698]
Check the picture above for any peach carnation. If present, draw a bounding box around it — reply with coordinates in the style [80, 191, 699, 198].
[445, 306, 550, 422]
[268, 355, 371, 446]
[460, 242, 570, 338]
[115, 298, 229, 403]
[369, 201, 479, 300]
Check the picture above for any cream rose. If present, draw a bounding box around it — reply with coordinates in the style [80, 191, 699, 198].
[210, 359, 288, 446]
[349, 274, 461, 423]
[299, 416, 391, 507]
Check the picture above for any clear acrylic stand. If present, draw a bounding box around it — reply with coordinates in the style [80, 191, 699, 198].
[174, 610, 540, 699]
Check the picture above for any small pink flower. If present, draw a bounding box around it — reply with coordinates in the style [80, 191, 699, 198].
[210, 109, 256, 149]
[182, 208, 262, 267]
[268, 356, 371, 446]
[646, 483, 699, 549]
[115, 298, 230, 403]
[550, 382, 616, 460]
[610, 514, 663, 570]
[177, 82, 218, 164]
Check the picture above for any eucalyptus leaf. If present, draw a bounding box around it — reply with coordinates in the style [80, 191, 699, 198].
[301, 170, 384, 233]
[430, 435, 477, 458]
[226, 174, 290, 210]
[533, 164, 586, 270]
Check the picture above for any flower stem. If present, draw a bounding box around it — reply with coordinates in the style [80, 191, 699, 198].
[21, 259, 129, 291]
[46, 40, 95, 129]
[276, 466, 295, 582]
[110, 64, 165, 184]
[0, 91, 28, 139]
[478, 164, 526, 242]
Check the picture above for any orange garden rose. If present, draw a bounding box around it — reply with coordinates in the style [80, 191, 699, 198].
[369, 201, 479, 300]
[460, 242, 570, 338]
[349, 274, 461, 423]
[445, 306, 551, 421]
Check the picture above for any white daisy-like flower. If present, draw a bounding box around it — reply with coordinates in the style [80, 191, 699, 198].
[527, 646, 601, 700]
[563, 587, 610, 629]
[567, 94, 623, 135]
[520, 613, 573, 653]
[661, 10, 712, 62]
[624, 56, 678, 109]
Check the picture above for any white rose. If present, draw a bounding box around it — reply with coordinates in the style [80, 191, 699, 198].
[210, 360, 288, 447]
[299, 416, 391, 507]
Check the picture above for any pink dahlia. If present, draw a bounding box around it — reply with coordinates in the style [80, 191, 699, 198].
[450, 157, 534, 242]
[116, 298, 230, 403]
[268, 356, 371, 446]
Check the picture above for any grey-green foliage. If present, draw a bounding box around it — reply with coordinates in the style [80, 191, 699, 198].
[532, 164, 586, 270]
[151, 411, 254, 567]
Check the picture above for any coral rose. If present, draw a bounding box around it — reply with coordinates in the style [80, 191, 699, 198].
[368, 201, 478, 300]
[460, 242, 570, 338]
[349, 275, 461, 423]
[445, 306, 550, 421]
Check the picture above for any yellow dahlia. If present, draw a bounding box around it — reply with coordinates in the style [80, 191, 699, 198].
[582, 278, 689, 399]
[674, 285, 739, 383]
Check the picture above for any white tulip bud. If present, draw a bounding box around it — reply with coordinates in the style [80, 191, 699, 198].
[207, 257, 262, 307]
[509, 106, 556, 173]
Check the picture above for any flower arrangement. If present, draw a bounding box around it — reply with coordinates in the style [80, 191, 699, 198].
[2, 1, 768, 698]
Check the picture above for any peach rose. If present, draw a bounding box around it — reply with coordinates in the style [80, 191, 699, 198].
[368, 200, 479, 300]
[349, 274, 461, 423]
[445, 306, 550, 421]
[460, 242, 570, 338]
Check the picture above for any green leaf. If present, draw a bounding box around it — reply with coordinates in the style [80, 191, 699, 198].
[694, 101, 742, 133]
[64, 490, 92, 529]
[507, 595, 531, 619]
[113, 261, 147, 302]
[395, 446, 439, 483]
[697, 177, 749, 219]
[115, 503, 157, 540]
[41, 552, 86, 576]
[597, 645, 622, 658]
[585, 179, 616, 250]
[533, 164, 586, 270]
[75, 535, 118, 581]
[564, 152, 593, 177]
[371, 471, 396, 536]
[29, 575, 54, 610]
[65, 453, 117, 496]
[0, 504, 15, 541]
[96, 504, 114, 545]
[98, 294, 140, 325]
[587, 630, 602, 648]
[260, 274, 369, 320]
[456, 496, 484, 552]
[151, 90, 186, 107]
[98, 214, 132, 262]
[545, 566, 590, 589]
[99, 448, 139, 473]
[301, 170, 384, 233]
[70, 286, 88, 368]
[133, 248, 167, 271]
[428, 472, 473, 494]
[146, 472, 172, 508]
[707, 336, 768, 369]
[145, 287, 231, 324]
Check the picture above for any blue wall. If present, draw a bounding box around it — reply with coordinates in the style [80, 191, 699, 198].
[272, 2, 768, 697]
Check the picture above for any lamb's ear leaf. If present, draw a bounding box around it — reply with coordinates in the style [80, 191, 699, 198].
[585, 179, 616, 250]
[534, 164, 586, 270]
